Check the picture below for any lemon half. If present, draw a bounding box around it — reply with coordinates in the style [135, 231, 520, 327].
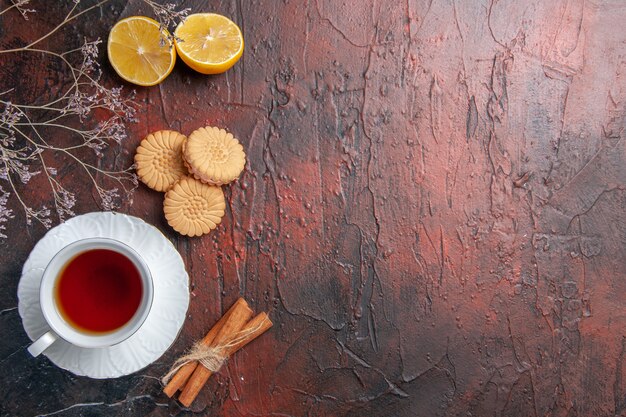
[107, 16, 176, 86]
[174, 13, 244, 75]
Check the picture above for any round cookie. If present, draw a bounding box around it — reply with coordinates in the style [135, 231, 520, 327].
[183, 126, 246, 185]
[135, 130, 187, 192]
[164, 176, 226, 237]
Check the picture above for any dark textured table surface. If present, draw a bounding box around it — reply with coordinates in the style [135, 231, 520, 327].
[1, 0, 626, 416]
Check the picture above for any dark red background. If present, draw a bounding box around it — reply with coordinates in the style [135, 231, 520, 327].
[1, 0, 626, 416]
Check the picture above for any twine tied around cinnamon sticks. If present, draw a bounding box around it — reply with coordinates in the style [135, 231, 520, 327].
[162, 298, 272, 407]
[162, 315, 270, 384]
[162, 343, 226, 385]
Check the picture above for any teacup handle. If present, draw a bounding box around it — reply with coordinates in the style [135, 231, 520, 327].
[27, 331, 58, 357]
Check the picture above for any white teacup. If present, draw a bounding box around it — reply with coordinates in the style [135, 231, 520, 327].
[28, 238, 154, 356]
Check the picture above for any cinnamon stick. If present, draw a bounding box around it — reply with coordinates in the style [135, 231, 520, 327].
[226, 312, 273, 354]
[163, 298, 251, 397]
[178, 312, 273, 407]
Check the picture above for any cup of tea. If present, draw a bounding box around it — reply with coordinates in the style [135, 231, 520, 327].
[28, 237, 154, 356]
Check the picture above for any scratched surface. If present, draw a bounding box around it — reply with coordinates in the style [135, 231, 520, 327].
[1, 0, 626, 416]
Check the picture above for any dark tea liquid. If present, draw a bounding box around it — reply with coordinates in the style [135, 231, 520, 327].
[55, 249, 143, 334]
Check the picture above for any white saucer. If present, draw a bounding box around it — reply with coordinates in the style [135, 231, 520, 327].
[17, 212, 189, 378]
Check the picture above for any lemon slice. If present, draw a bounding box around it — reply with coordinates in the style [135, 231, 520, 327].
[174, 13, 244, 75]
[107, 16, 176, 86]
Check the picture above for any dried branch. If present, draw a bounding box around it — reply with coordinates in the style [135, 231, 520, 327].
[0, 1, 137, 234]
[142, 0, 190, 32]
[0, 0, 34, 20]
